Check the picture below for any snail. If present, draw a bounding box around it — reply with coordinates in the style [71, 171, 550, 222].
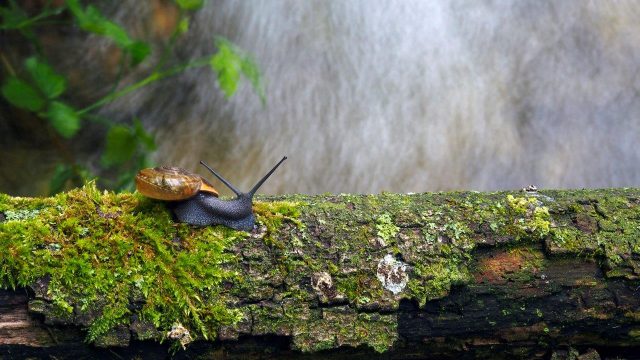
[135, 156, 287, 231]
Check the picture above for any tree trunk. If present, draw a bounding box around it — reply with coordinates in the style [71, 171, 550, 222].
[1, 186, 639, 359]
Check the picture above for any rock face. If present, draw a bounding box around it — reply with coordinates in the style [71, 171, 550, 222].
[1, 186, 640, 358]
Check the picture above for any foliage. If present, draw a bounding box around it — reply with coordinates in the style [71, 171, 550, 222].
[0, 0, 265, 194]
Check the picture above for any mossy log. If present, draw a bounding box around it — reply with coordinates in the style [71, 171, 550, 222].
[1, 185, 640, 359]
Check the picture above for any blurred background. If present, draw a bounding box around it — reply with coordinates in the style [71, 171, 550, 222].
[2, 0, 640, 196]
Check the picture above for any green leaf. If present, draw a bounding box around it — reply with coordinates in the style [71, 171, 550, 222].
[133, 118, 156, 151]
[1, 77, 45, 111]
[114, 170, 137, 192]
[65, 0, 89, 24]
[241, 57, 266, 104]
[49, 164, 74, 195]
[0, 4, 28, 30]
[102, 125, 136, 167]
[177, 18, 189, 34]
[210, 38, 265, 102]
[66, 1, 150, 66]
[67, 1, 134, 48]
[210, 39, 242, 98]
[47, 102, 81, 138]
[127, 41, 151, 66]
[175, 0, 204, 11]
[97, 17, 132, 47]
[24, 57, 66, 99]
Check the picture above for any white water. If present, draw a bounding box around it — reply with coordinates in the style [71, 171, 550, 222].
[98, 1, 640, 194]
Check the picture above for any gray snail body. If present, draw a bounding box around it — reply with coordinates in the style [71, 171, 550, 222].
[136, 156, 287, 231]
[169, 192, 255, 230]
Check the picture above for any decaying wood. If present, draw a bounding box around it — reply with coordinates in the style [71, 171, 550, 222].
[1, 187, 640, 359]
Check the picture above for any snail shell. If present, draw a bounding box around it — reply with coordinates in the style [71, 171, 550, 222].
[135, 166, 219, 201]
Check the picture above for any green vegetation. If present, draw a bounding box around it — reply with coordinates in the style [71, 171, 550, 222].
[0, 183, 246, 344]
[1, 0, 264, 193]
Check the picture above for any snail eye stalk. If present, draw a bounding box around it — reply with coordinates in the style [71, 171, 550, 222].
[199, 161, 242, 196]
[249, 156, 287, 197]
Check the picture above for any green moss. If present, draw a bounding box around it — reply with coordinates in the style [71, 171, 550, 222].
[253, 200, 306, 245]
[408, 257, 472, 306]
[0, 183, 245, 345]
[254, 200, 304, 220]
[292, 307, 397, 352]
[335, 272, 385, 306]
[375, 213, 399, 245]
[502, 195, 551, 240]
[2, 186, 640, 353]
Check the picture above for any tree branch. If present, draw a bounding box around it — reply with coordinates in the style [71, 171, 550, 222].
[1, 186, 639, 358]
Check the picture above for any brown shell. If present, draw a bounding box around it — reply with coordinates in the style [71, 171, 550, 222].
[135, 166, 219, 201]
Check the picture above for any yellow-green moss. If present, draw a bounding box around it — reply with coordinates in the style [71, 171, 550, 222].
[375, 213, 399, 245]
[0, 183, 245, 345]
[408, 257, 472, 306]
[503, 195, 551, 240]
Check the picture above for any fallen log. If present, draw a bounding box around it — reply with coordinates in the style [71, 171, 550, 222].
[1, 184, 639, 359]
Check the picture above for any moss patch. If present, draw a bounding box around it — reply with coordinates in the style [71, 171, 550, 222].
[0, 183, 245, 345]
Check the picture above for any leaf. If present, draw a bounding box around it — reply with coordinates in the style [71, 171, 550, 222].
[1, 77, 45, 111]
[127, 41, 151, 66]
[49, 164, 74, 195]
[210, 39, 242, 98]
[95, 14, 132, 47]
[133, 118, 156, 151]
[102, 125, 136, 167]
[175, 0, 205, 11]
[65, 0, 89, 25]
[114, 170, 137, 192]
[24, 57, 66, 99]
[241, 57, 266, 104]
[177, 18, 189, 35]
[46, 102, 81, 138]
[67, 1, 151, 66]
[67, 1, 134, 48]
[0, 3, 28, 30]
[210, 38, 266, 102]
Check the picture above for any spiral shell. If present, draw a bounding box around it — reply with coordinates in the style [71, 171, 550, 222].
[135, 166, 219, 201]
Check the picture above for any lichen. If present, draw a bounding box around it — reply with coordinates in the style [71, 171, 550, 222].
[376, 254, 408, 295]
[3, 208, 42, 221]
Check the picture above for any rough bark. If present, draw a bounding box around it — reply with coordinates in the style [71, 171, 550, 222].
[1, 186, 640, 359]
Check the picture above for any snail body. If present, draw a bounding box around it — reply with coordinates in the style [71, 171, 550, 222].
[170, 192, 255, 230]
[135, 157, 287, 231]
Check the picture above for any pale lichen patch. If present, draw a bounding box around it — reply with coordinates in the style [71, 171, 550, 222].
[311, 271, 337, 302]
[4, 208, 41, 221]
[167, 323, 193, 349]
[376, 254, 409, 295]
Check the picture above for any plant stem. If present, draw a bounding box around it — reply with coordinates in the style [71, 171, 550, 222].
[77, 56, 211, 116]
[9, 0, 65, 30]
